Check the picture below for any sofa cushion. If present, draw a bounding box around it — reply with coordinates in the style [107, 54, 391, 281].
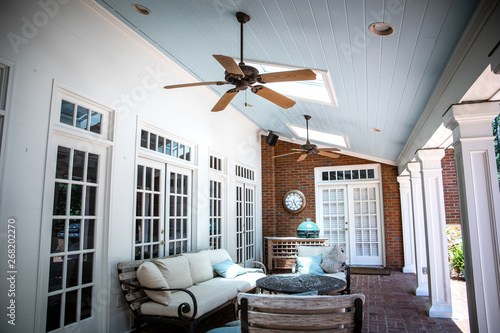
[323, 272, 347, 282]
[156, 255, 193, 289]
[209, 248, 233, 265]
[320, 246, 348, 273]
[182, 250, 213, 283]
[141, 284, 237, 319]
[197, 271, 266, 292]
[136, 262, 171, 305]
[213, 259, 247, 279]
[297, 245, 336, 259]
[296, 254, 324, 274]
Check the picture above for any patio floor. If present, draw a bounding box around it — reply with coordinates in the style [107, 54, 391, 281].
[142, 271, 469, 333]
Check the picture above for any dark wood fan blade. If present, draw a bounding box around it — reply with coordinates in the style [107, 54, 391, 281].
[251, 85, 296, 109]
[211, 89, 238, 112]
[213, 55, 244, 76]
[272, 152, 302, 159]
[316, 148, 341, 152]
[257, 69, 316, 83]
[297, 154, 308, 162]
[318, 151, 340, 159]
[163, 81, 227, 89]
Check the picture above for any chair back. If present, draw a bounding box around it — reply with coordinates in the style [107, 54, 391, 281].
[238, 293, 365, 332]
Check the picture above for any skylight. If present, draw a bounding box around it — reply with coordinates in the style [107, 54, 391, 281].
[243, 60, 338, 106]
[288, 124, 349, 148]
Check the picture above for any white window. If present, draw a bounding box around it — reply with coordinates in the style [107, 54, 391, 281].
[209, 153, 226, 249]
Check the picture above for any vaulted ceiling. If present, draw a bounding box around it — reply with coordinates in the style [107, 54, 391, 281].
[95, 0, 479, 163]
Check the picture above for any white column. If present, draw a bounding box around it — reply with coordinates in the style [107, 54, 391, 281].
[444, 101, 500, 332]
[397, 172, 416, 273]
[416, 148, 452, 318]
[406, 162, 429, 296]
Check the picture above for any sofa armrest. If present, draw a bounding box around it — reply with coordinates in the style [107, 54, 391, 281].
[241, 260, 267, 275]
[339, 263, 351, 295]
[121, 280, 198, 319]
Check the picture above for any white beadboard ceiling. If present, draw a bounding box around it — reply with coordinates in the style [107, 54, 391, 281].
[95, 0, 478, 163]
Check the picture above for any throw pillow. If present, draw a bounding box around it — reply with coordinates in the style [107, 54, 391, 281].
[320, 245, 348, 273]
[296, 254, 324, 275]
[155, 255, 194, 289]
[136, 262, 170, 305]
[182, 250, 214, 284]
[213, 259, 247, 279]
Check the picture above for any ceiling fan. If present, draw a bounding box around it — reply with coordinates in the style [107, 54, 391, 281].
[163, 12, 317, 112]
[273, 115, 341, 162]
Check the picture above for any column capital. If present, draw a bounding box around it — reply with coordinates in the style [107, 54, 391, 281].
[416, 148, 445, 169]
[406, 161, 421, 175]
[444, 101, 500, 135]
[397, 175, 411, 188]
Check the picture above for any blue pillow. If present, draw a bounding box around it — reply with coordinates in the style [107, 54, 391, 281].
[213, 259, 247, 279]
[296, 254, 325, 275]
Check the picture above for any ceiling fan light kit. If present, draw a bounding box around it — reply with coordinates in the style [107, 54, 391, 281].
[163, 12, 317, 112]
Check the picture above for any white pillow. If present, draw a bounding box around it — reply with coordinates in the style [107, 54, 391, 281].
[320, 246, 348, 273]
[182, 250, 214, 283]
[155, 256, 194, 289]
[209, 248, 233, 265]
[136, 262, 170, 305]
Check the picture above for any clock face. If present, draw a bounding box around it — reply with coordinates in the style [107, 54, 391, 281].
[283, 190, 306, 213]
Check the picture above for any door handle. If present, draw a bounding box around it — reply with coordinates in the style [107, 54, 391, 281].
[160, 240, 165, 245]
[345, 228, 349, 231]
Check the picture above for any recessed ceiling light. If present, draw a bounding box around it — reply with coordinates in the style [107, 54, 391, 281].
[370, 128, 381, 132]
[132, 4, 151, 15]
[369, 22, 395, 36]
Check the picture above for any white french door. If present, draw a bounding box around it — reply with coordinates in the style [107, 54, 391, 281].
[134, 160, 192, 259]
[42, 136, 109, 332]
[166, 165, 192, 255]
[235, 182, 255, 264]
[320, 183, 383, 266]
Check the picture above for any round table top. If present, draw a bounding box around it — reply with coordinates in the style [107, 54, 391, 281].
[256, 274, 346, 294]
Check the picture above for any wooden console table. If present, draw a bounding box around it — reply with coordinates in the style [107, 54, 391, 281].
[264, 237, 328, 273]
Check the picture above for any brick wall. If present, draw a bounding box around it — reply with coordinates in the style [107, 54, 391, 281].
[261, 137, 404, 270]
[442, 148, 461, 227]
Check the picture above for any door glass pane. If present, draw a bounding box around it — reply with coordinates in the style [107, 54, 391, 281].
[87, 153, 98, 183]
[83, 219, 95, 250]
[82, 253, 93, 284]
[46, 294, 62, 331]
[67, 220, 80, 251]
[51, 219, 65, 253]
[66, 254, 79, 287]
[53, 183, 68, 216]
[81, 286, 92, 320]
[70, 185, 83, 216]
[56, 147, 71, 179]
[64, 290, 78, 325]
[49, 257, 63, 292]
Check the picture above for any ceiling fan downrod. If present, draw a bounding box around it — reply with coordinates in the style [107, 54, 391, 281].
[304, 115, 311, 144]
[236, 12, 250, 66]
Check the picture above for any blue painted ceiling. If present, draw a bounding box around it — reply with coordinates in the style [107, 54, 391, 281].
[95, 0, 478, 163]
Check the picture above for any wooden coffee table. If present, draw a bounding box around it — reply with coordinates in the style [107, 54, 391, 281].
[256, 274, 346, 294]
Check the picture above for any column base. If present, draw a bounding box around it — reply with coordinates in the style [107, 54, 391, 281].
[415, 285, 429, 296]
[403, 265, 416, 273]
[426, 301, 452, 318]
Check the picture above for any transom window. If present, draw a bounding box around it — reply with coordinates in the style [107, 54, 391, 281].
[321, 167, 377, 182]
[140, 129, 192, 162]
[60, 100, 102, 134]
[236, 165, 254, 181]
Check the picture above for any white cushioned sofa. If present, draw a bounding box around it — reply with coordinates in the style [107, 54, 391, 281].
[117, 249, 266, 333]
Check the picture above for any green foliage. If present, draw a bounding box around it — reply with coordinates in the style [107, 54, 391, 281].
[447, 226, 465, 276]
[493, 115, 500, 187]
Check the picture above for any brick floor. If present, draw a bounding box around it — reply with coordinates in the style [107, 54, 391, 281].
[141, 271, 469, 333]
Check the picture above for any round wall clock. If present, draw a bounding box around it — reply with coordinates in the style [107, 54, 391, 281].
[283, 190, 306, 213]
